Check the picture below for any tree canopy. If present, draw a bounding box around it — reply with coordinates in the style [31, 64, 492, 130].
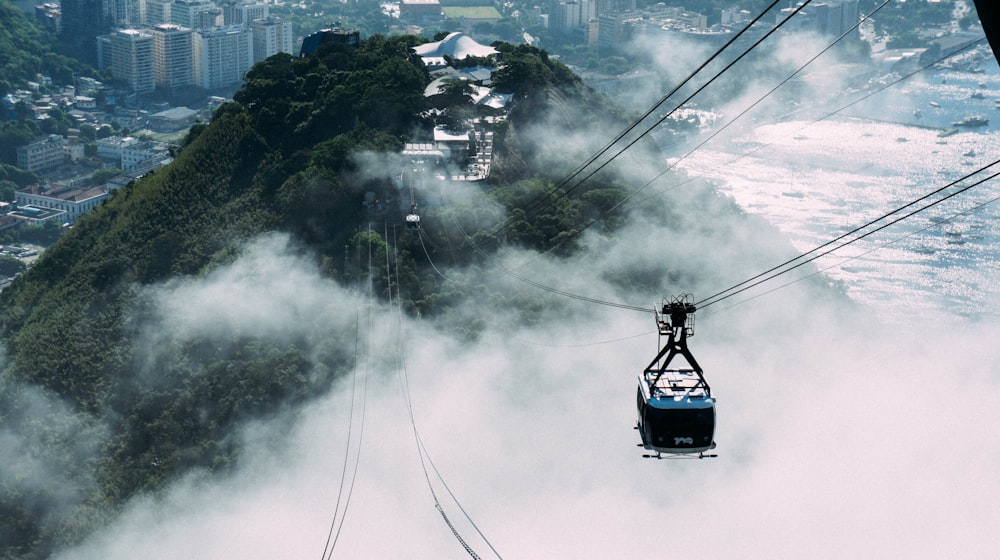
[0, 0, 83, 96]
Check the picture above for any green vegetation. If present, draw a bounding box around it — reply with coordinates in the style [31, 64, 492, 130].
[0, 254, 26, 277]
[0, 0, 84, 96]
[0, 164, 38, 188]
[0, 35, 648, 560]
[0, 109, 76, 166]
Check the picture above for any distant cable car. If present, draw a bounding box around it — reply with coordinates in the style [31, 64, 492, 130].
[405, 203, 421, 230]
[636, 297, 716, 459]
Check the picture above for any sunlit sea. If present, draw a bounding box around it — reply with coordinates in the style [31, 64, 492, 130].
[673, 47, 1000, 323]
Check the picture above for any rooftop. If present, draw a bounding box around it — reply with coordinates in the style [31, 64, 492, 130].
[413, 32, 498, 61]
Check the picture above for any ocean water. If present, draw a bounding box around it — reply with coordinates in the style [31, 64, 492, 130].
[672, 48, 1000, 323]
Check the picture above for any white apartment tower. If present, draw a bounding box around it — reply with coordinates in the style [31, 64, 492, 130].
[171, 0, 213, 29]
[151, 23, 193, 88]
[552, 1, 583, 33]
[193, 25, 254, 90]
[252, 16, 293, 62]
[111, 29, 155, 93]
[224, 1, 269, 26]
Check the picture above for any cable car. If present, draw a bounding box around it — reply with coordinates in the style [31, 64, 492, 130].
[406, 203, 421, 230]
[636, 297, 716, 458]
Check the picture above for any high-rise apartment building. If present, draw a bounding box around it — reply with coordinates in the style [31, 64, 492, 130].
[145, 0, 173, 25]
[193, 25, 254, 90]
[252, 16, 293, 62]
[59, 0, 113, 61]
[198, 7, 223, 28]
[814, 0, 860, 38]
[223, 1, 269, 26]
[551, 1, 583, 33]
[171, 0, 213, 29]
[110, 28, 155, 93]
[151, 24, 194, 88]
[111, 0, 142, 26]
[594, 0, 636, 17]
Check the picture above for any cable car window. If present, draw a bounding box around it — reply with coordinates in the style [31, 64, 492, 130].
[644, 407, 714, 448]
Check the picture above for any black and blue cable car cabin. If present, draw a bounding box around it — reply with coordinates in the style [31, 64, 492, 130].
[405, 203, 421, 230]
[636, 299, 716, 457]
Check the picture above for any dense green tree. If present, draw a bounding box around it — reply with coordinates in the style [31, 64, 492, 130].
[0, 179, 16, 201]
[491, 42, 581, 97]
[0, 32, 654, 560]
[0, 254, 26, 277]
[0, 0, 87, 96]
[88, 167, 123, 186]
[0, 122, 41, 166]
[14, 220, 64, 245]
[0, 164, 38, 187]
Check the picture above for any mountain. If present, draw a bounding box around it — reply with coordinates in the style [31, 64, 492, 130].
[0, 34, 650, 559]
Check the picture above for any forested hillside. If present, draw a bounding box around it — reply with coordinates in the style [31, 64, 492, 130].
[0, 34, 650, 559]
[0, 0, 81, 96]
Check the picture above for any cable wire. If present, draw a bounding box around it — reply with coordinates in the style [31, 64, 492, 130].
[697, 160, 1000, 309]
[390, 228, 503, 559]
[318, 313, 361, 560]
[502, 18, 984, 278]
[320, 225, 375, 560]
[471, 0, 819, 252]
[477, 0, 788, 243]
[708, 189, 1000, 314]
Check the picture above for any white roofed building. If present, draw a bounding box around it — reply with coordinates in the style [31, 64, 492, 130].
[413, 32, 499, 65]
[151, 24, 194, 88]
[223, 1, 269, 26]
[193, 25, 254, 90]
[15, 183, 110, 224]
[109, 29, 156, 94]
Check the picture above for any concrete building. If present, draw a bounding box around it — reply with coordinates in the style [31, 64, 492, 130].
[110, 29, 155, 93]
[299, 27, 359, 57]
[433, 126, 474, 164]
[111, 0, 142, 26]
[597, 11, 640, 51]
[65, 138, 86, 161]
[171, 0, 213, 29]
[399, 0, 441, 20]
[97, 135, 139, 161]
[151, 24, 194, 88]
[198, 7, 223, 28]
[59, 0, 113, 61]
[223, 1, 269, 26]
[145, 0, 172, 25]
[15, 183, 109, 224]
[16, 135, 66, 172]
[814, 0, 860, 38]
[594, 0, 635, 17]
[121, 141, 171, 171]
[193, 26, 254, 90]
[149, 106, 198, 131]
[552, 1, 583, 33]
[252, 16, 294, 62]
[34, 3, 61, 33]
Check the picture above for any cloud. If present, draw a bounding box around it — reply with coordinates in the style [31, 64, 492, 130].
[48, 203, 1000, 560]
[40, 28, 1000, 560]
[0, 375, 108, 547]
